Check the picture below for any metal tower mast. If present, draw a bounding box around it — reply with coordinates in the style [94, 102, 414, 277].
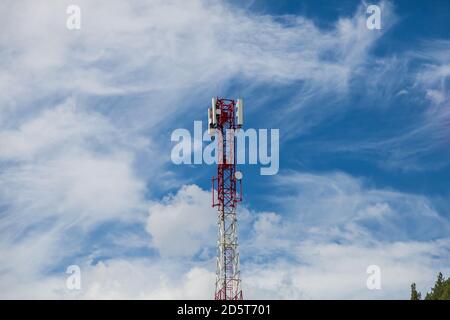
[208, 97, 244, 300]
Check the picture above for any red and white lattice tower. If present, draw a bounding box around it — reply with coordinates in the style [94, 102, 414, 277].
[208, 97, 244, 300]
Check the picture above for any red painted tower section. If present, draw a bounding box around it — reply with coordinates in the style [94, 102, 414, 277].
[209, 98, 243, 300]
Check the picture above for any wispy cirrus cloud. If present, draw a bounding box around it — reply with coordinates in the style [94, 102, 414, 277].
[304, 39, 450, 171]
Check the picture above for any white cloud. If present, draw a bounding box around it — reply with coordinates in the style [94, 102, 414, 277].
[315, 39, 450, 171]
[0, 258, 215, 299]
[238, 172, 450, 299]
[0, 98, 112, 161]
[267, 171, 450, 242]
[426, 89, 446, 104]
[0, 0, 393, 132]
[0, 98, 147, 292]
[1, 175, 449, 299]
[145, 173, 450, 299]
[0, 100, 146, 229]
[243, 239, 450, 299]
[80, 260, 215, 300]
[146, 185, 216, 257]
[72, 174, 450, 300]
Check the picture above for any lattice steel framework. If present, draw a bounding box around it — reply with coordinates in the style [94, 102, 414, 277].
[210, 98, 243, 300]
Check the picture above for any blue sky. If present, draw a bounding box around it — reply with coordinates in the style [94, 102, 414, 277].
[0, 0, 450, 299]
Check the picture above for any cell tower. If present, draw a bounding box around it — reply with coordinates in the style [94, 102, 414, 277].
[208, 97, 244, 300]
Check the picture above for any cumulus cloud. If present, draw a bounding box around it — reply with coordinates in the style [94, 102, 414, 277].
[243, 239, 450, 299]
[238, 171, 450, 299]
[0, 258, 215, 299]
[71, 173, 448, 300]
[1, 179, 215, 299]
[80, 260, 215, 299]
[146, 185, 216, 257]
[1, 173, 448, 299]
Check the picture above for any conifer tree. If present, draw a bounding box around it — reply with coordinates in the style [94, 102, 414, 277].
[410, 283, 421, 300]
[412, 272, 450, 300]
